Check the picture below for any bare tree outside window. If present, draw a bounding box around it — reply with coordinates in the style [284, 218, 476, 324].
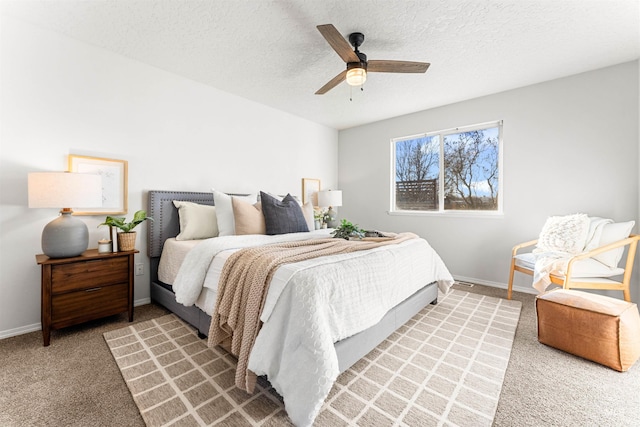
[443, 128, 499, 210]
[392, 122, 501, 213]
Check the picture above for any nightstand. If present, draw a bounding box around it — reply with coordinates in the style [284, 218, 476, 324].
[36, 249, 138, 346]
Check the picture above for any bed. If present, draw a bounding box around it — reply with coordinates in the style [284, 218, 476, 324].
[147, 190, 454, 426]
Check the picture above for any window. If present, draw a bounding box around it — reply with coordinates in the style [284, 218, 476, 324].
[391, 121, 502, 214]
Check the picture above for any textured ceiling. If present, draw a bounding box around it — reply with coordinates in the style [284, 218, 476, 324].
[2, 0, 639, 130]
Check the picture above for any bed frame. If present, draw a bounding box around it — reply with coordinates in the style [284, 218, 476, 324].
[147, 190, 438, 372]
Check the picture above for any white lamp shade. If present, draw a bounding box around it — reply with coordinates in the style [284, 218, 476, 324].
[28, 172, 102, 258]
[28, 172, 102, 209]
[318, 190, 342, 208]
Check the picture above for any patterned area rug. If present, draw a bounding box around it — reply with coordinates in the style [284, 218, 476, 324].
[104, 290, 521, 426]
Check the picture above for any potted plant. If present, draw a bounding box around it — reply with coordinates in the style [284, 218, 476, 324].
[331, 219, 365, 240]
[99, 210, 153, 251]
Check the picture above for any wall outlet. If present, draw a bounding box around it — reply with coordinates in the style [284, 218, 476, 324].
[135, 263, 144, 276]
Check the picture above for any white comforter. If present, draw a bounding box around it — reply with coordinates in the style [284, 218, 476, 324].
[172, 231, 454, 427]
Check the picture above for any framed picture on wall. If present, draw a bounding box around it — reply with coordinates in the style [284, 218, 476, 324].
[68, 155, 128, 215]
[302, 178, 321, 207]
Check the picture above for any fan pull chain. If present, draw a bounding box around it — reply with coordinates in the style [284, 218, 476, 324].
[349, 85, 364, 101]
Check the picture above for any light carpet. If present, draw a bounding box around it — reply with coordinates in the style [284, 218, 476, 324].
[104, 289, 521, 426]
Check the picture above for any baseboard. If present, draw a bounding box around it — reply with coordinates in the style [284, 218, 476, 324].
[453, 275, 538, 296]
[134, 297, 151, 307]
[0, 297, 153, 340]
[0, 323, 42, 340]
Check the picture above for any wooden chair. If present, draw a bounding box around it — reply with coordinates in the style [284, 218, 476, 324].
[508, 234, 640, 302]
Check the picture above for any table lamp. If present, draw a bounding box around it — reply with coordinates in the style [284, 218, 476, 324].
[318, 190, 342, 228]
[28, 172, 102, 258]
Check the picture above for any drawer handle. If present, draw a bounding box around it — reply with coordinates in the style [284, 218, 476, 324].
[85, 287, 102, 292]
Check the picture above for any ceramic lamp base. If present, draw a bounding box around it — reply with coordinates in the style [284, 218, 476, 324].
[41, 210, 88, 258]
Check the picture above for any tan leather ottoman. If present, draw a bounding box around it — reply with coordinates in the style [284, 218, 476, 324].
[536, 289, 640, 372]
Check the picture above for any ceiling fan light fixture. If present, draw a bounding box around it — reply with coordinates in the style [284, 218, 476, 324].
[315, 24, 429, 94]
[346, 67, 367, 86]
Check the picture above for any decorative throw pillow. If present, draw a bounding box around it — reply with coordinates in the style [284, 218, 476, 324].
[592, 221, 635, 268]
[534, 213, 590, 255]
[211, 189, 256, 236]
[260, 191, 309, 235]
[172, 201, 218, 240]
[232, 198, 266, 235]
[258, 192, 303, 205]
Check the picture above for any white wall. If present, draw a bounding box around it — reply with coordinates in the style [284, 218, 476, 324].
[0, 16, 338, 337]
[339, 61, 639, 300]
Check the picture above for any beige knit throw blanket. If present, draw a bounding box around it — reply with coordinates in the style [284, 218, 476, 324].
[208, 232, 418, 393]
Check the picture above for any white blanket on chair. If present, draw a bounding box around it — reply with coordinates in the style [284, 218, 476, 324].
[531, 216, 613, 292]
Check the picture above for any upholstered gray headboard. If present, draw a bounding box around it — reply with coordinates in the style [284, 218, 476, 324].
[147, 190, 215, 258]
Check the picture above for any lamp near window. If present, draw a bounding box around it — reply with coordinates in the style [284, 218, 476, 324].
[318, 190, 342, 228]
[28, 172, 102, 258]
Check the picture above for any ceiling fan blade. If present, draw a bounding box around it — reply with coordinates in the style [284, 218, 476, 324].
[317, 24, 360, 63]
[315, 70, 347, 95]
[368, 60, 430, 73]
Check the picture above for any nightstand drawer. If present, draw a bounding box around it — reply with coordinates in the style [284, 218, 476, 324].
[51, 282, 129, 328]
[51, 257, 129, 293]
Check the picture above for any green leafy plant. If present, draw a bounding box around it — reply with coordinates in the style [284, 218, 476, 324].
[331, 219, 365, 240]
[99, 210, 153, 233]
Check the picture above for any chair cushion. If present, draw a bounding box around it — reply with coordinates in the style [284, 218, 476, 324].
[515, 253, 624, 278]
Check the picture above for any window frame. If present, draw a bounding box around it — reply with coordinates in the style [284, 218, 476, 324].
[390, 120, 504, 216]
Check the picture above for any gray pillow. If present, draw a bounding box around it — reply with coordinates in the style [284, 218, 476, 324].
[260, 191, 309, 235]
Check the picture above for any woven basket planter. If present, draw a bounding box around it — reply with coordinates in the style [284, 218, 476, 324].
[117, 231, 137, 252]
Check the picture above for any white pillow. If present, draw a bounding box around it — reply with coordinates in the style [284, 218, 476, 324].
[172, 201, 218, 240]
[534, 213, 590, 255]
[592, 221, 635, 268]
[301, 201, 315, 231]
[211, 189, 256, 236]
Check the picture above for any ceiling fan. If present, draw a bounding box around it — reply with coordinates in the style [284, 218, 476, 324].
[315, 24, 430, 95]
